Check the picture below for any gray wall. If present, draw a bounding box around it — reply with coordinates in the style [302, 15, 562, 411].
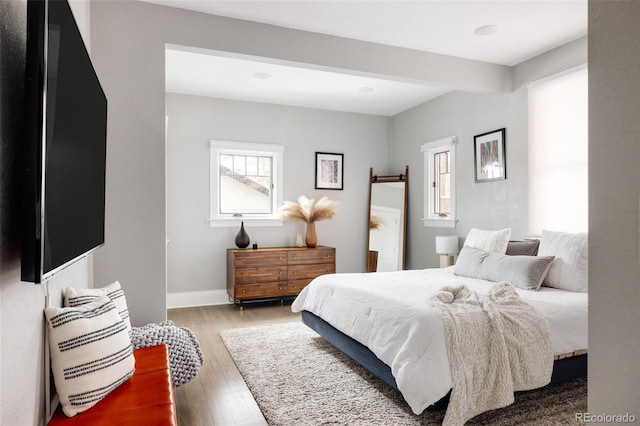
[0, 2, 93, 425]
[91, 2, 168, 326]
[588, 1, 640, 416]
[90, 0, 514, 323]
[165, 38, 587, 283]
[391, 37, 586, 270]
[166, 93, 389, 299]
[391, 90, 529, 269]
[512, 36, 588, 90]
[166, 44, 584, 293]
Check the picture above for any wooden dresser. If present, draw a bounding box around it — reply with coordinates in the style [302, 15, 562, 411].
[227, 246, 335, 307]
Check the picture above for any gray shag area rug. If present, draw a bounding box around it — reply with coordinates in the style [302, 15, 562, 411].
[220, 322, 586, 425]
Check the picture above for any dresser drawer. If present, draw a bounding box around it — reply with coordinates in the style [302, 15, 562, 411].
[235, 266, 286, 284]
[288, 263, 335, 281]
[234, 251, 287, 267]
[235, 282, 288, 299]
[288, 247, 335, 265]
[287, 279, 313, 295]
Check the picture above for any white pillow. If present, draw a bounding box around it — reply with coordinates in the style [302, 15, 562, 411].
[538, 230, 588, 292]
[44, 296, 135, 417]
[65, 281, 131, 333]
[463, 228, 511, 254]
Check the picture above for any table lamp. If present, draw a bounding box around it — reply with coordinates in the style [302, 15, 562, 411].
[435, 235, 459, 268]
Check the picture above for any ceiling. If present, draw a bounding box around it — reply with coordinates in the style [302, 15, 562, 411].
[155, 1, 588, 116]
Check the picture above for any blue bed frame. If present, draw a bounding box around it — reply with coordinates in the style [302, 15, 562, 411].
[301, 310, 587, 408]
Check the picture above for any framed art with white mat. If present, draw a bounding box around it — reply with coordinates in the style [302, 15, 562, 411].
[474, 128, 506, 182]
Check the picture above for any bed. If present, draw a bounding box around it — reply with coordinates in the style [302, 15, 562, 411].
[291, 229, 588, 419]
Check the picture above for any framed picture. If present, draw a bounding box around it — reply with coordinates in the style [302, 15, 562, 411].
[474, 128, 506, 182]
[315, 152, 344, 190]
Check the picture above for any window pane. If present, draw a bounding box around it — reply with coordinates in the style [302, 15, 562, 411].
[439, 174, 450, 214]
[258, 157, 271, 176]
[439, 151, 449, 173]
[233, 155, 245, 175]
[220, 154, 273, 215]
[245, 156, 258, 176]
[528, 67, 587, 235]
[220, 154, 233, 175]
[434, 151, 450, 216]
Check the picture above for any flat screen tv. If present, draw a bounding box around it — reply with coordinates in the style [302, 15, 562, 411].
[22, 0, 107, 283]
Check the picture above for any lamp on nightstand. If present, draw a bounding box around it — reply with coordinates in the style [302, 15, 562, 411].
[435, 235, 459, 268]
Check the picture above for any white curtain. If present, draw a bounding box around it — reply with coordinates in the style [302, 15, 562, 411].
[528, 66, 588, 236]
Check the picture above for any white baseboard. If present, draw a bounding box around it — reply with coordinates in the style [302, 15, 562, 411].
[166, 289, 232, 309]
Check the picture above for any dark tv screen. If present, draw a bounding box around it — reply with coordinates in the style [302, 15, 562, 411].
[22, 0, 107, 283]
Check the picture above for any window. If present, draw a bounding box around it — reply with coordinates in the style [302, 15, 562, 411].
[528, 66, 587, 235]
[209, 140, 284, 227]
[422, 136, 457, 228]
[434, 151, 451, 216]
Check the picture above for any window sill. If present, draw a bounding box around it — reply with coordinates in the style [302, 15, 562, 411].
[422, 217, 458, 228]
[208, 217, 283, 228]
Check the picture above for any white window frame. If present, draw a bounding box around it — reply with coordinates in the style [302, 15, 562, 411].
[421, 136, 457, 228]
[209, 140, 284, 227]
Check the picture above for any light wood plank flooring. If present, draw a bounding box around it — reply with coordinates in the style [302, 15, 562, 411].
[168, 302, 301, 426]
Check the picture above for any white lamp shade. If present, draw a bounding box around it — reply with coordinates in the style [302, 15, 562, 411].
[435, 235, 459, 255]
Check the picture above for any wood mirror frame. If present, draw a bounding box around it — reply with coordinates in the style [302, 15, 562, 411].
[366, 166, 408, 272]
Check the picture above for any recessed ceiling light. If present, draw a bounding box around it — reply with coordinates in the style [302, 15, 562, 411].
[358, 86, 374, 93]
[253, 72, 272, 80]
[474, 25, 498, 36]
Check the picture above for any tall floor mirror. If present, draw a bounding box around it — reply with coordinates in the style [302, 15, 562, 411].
[366, 166, 408, 272]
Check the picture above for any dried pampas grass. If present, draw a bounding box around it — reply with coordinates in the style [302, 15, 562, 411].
[280, 195, 339, 223]
[369, 215, 385, 229]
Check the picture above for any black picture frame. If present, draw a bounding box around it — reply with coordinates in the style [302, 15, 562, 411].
[315, 152, 344, 190]
[474, 128, 506, 182]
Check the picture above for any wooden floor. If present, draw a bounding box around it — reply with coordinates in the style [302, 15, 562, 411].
[167, 302, 301, 426]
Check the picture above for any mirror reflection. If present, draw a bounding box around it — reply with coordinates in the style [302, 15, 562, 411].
[367, 166, 408, 272]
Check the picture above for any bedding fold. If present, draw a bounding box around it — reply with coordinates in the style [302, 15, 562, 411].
[431, 282, 553, 426]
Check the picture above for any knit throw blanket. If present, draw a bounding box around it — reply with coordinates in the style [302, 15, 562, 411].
[431, 282, 553, 426]
[131, 320, 204, 387]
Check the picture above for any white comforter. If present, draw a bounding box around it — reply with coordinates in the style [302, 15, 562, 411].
[291, 267, 588, 415]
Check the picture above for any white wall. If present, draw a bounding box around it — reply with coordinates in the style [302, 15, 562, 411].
[588, 1, 640, 416]
[166, 94, 390, 304]
[0, 2, 93, 425]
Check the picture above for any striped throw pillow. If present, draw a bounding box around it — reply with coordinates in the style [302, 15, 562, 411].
[64, 281, 131, 334]
[44, 296, 135, 417]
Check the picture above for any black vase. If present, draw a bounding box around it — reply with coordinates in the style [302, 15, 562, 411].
[235, 221, 250, 249]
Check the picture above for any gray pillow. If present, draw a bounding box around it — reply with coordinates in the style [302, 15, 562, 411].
[454, 246, 555, 291]
[506, 239, 540, 256]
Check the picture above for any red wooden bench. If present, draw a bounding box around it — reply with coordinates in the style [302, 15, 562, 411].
[48, 345, 177, 426]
